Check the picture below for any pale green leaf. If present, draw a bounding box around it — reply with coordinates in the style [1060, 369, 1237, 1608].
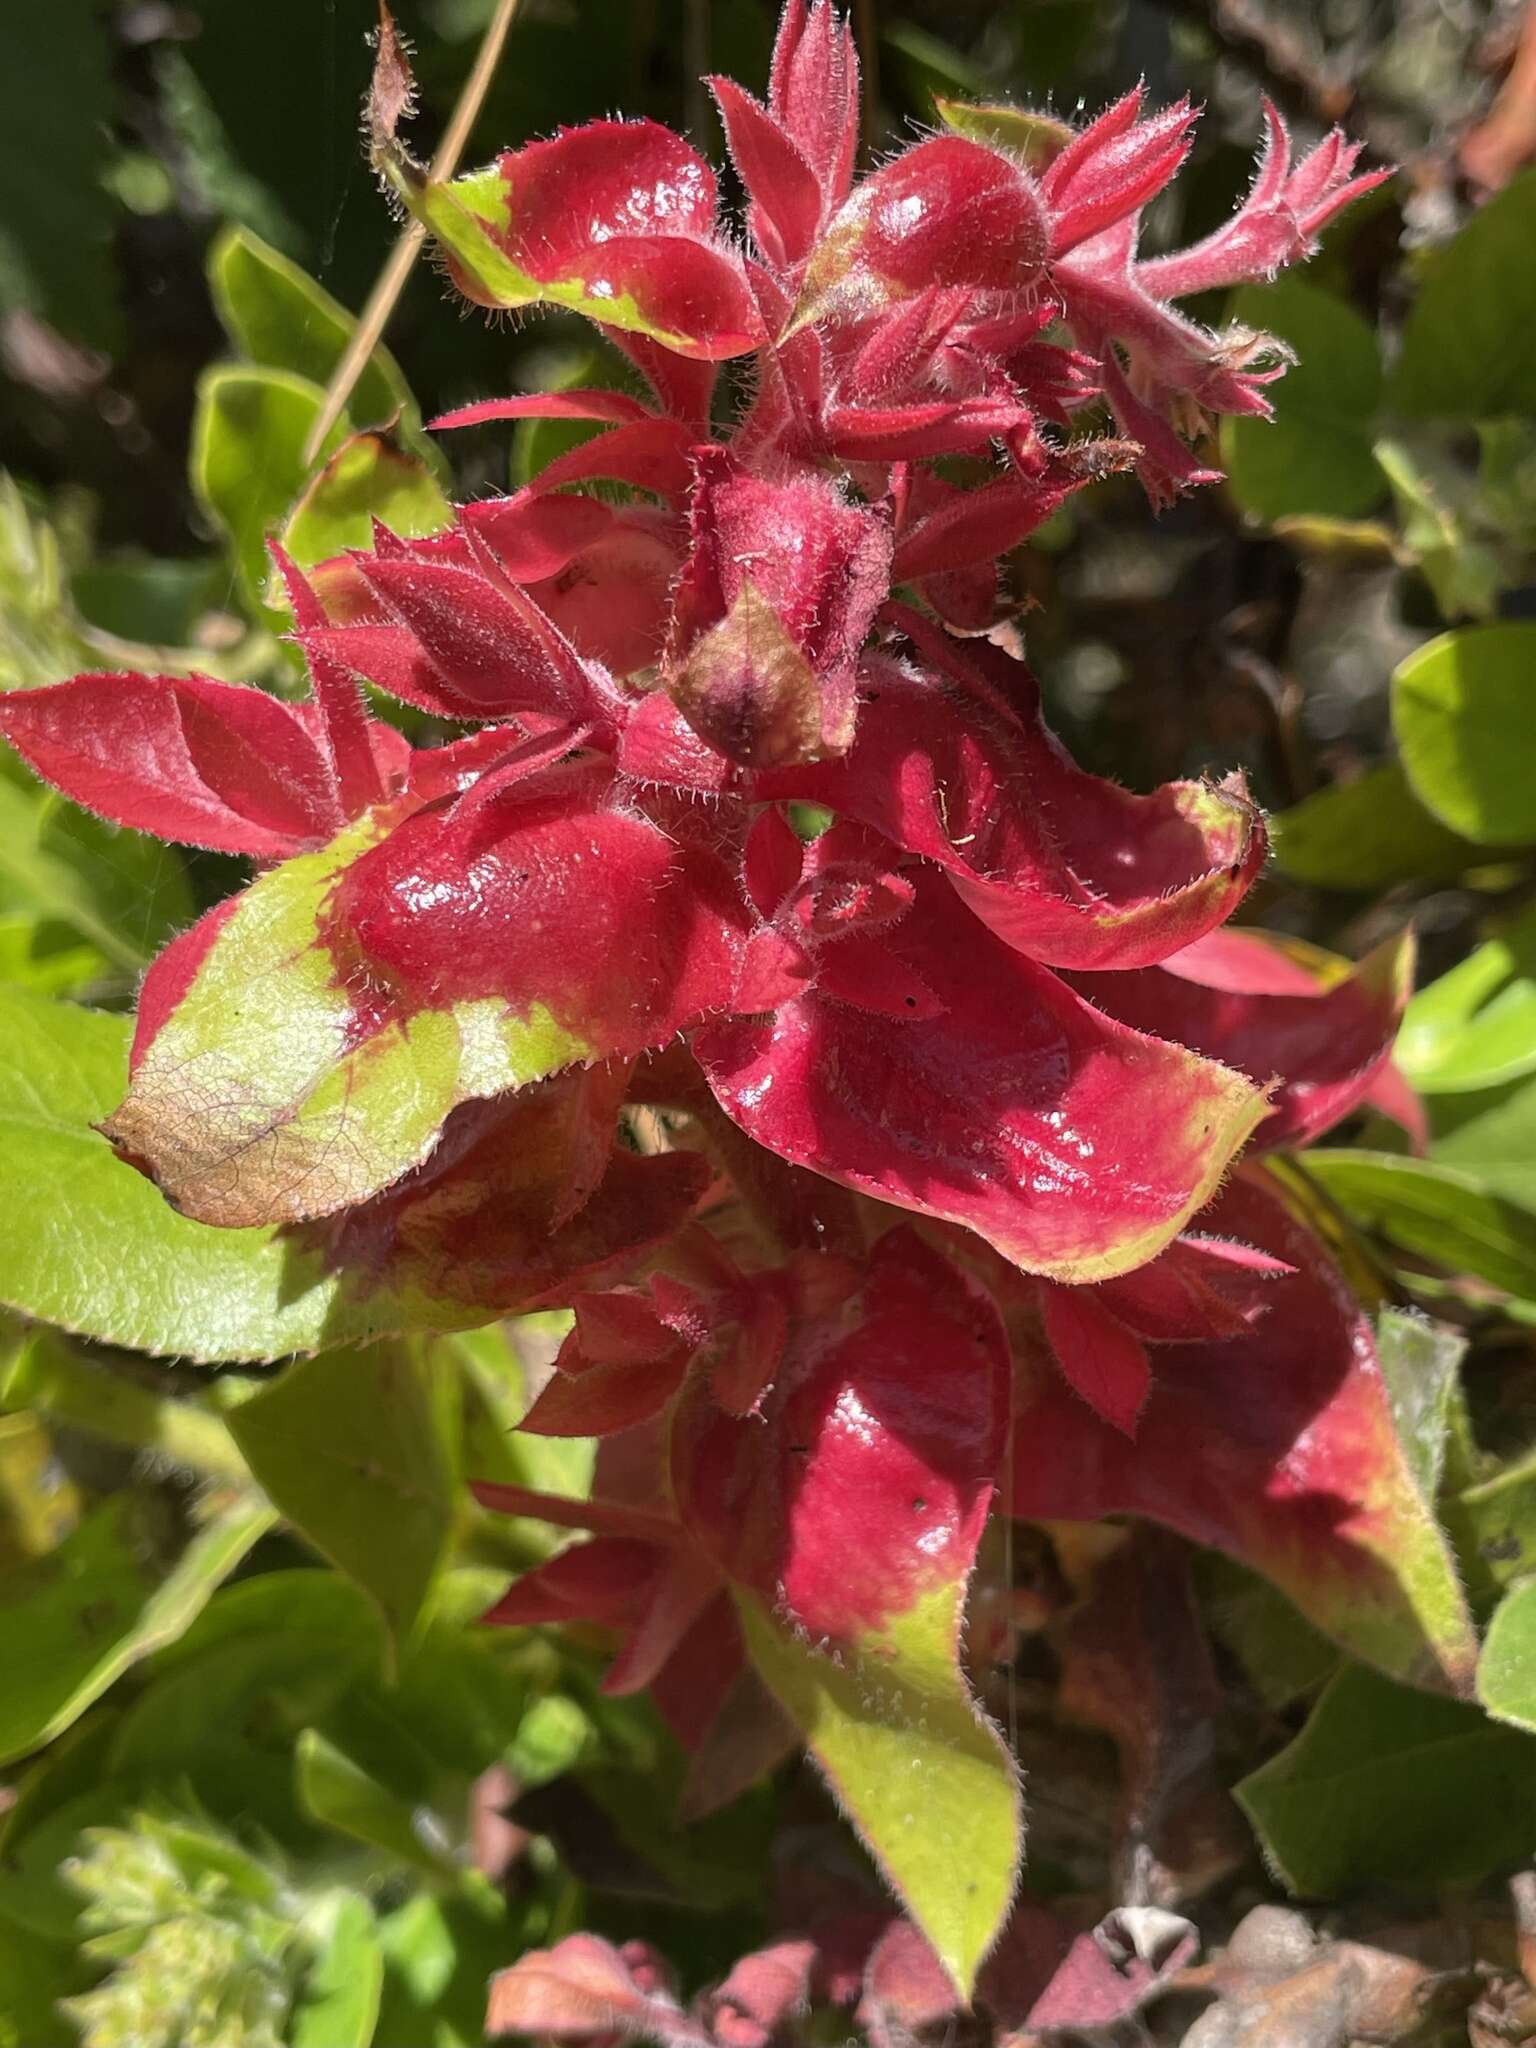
[0, 984, 479, 1363]
[1221, 278, 1385, 523]
[1393, 622, 1536, 845]
[278, 429, 452, 582]
[737, 1586, 1020, 2000]
[224, 1344, 458, 1651]
[1269, 761, 1484, 891]
[1398, 901, 1536, 1093]
[191, 364, 347, 615]
[295, 1728, 457, 1877]
[1432, 1073, 1536, 1208]
[931, 95, 1072, 166]
[1477, 1579, 1536, 1734]
[210, 224, 420, 445]
[291, 1894, 384, 2048]
[1302, 1149, 1536, 1301]
[1375, 1308, 1464, 1502]
[102, 812, 587, 1231]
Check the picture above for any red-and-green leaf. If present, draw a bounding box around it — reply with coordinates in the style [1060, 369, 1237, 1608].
[696, 868, 1265, 1284]
[1010, 1172, 1478, 1693]
[761, 639, 1264, 971]
[369, 30, 760, 364]
[104, 763, 751, 1227]
[1071, 925, 1414, 1149]
[671, 1231, 1022, 1997]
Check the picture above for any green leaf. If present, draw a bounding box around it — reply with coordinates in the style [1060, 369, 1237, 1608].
[278, 429, 452, 581]
[0, 0, 118, 348]
[1301, 1149, 1536, 1302]
[1452, 1450, 1536, 1599]
[1432, 1073, 1536, 1208]
[103, 811, 588, 1231]
[0, 1493, 274, 1767]
[375, 1886, 513, 2048]
[1220, 279, 1385, 523]
[1398, 901, 1536, 1093]
[1375, 437, 1502, 621]
[224, 1344, 458, 1652]
[191, 364, 347, 614]
[105, 1571, 386, 1799]
[1237, 1661, 1536, 1894]
[1394, 622, 1536, 844]
[1375, 1308, 1464, 1502]
[737, 1586, 1020, 2000]
[295, 1728, 457, 1877]
[0, 984, 491, 1363]
[291, 1895, 384, 2048]
[1477, 1579, 1536, 1734]
[3, 1332, 253, 1486]
[0, 1918, 84, 2048]
[1391, 171, 1536, 420]
[932, 94, 1073, 167]
[1196, 1555, 1338, 1711]
[0, 771, 192, 978]
[0, 916, 108, 999]
[1268, 761, 1485, 890]
[210, 224, 421, 445]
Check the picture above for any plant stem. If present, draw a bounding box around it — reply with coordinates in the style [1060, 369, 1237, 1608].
[303, 0, 523, 464]
[4, 1336, 255, 1488]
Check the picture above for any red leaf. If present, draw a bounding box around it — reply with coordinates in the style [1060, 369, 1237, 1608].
[1025, 1907, 1198, 2030]
[800, 136, 1049, 319]
[327, 552, 594, 723]
[769, 0, 860, 210]
[1043, 91, 1197, 256]
[480, 1536, 667, 1628]
[1010, 1172, 1478, 1692]
[700, 1940, 817, 2048]
[673, 1229, 1011, 1645]
[761, 636, 1264, 972]
[460, 492, 617, 583]
[476, 120, 761, 360]
[327, 760, 752, 1049]
[1074, 926, 1413, 1148]
[299, 1064, 710, 1323]
[666, 448, 890, 767]
[709, 76, 823, 269]
[1090, 1229, 1292, 1343]
[1041, 1283, 1152, 1437]
[0, 672, 342, 856]
[696, 868, 1264, 1284]
[431, 389, 653, 430]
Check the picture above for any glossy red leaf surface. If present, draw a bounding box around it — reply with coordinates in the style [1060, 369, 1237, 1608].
[672, 1230, 1009, 1645]
[473, 120, 761, 360]
[0, 671, 343, 857]
[1073, 926, 1414, 1149]
[762, 636, 1264, 972]
[328, 760, 752, 1044]
[800, 136, 1049, 318]
[697, 867, 1264, 1282]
